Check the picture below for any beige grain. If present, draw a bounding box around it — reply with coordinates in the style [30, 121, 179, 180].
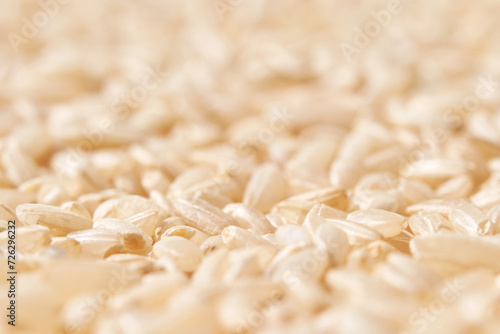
[93, 195, 164, 221]
[60, 201, 92, 219]
[487, 204, 500, 234]
[161, 225, 209, 246]
[221, 225, 273, 249]
[266, 248, 329, 285]
[319, 216, 383, 246]
[67, 228, 124, 258]
[408, 211, 448, 236]
[173, 198, 235, 235]
[200, 235, 225, 254]
[303, 204, 347, 234]
[1, 145, 40, 185]
[154, 216, 187, 242]
[153, 236, 203, 272]
[50, 237, 82, 257]
[325, 268, 416, 322]
[194, 191, 233, 209]
[313, 222, 350, 265]
[0, 203, 17, 231]
[0, 189, 36, 210]
[410, 233, 500, 271]
[401, 158, 470, 182]
[223, 203, 275, 234]
[223, 247, 276, 281]
[471, 187, 500, 211]
[140, 168, 171, 195]
[346, 240, 398, 270]
[449, 201, 491, 236]
[347, 209, 408, 238]
[218, 285, 281, 332]
[192, 249, 230, 286]
[376, 253, 439, 293]
[104, 253, 156, 274]
[286, 187, 349, 211]
[436, 175, 474, 200]
[16, 203, 94, 235]
[397, 179, 435, 206]
[168, 167, 214, 199]
[125, 209, 160, 238]
[406, 199, 468, 216]
[76, 189, 125, 215]
[243, 163, 287, 213]
[109, 272, 187, 310]
[93, 218, 153, 254]
[275, 225, 312, 247]
[0, 225, 50, 253]
[271, 199, 316, 225]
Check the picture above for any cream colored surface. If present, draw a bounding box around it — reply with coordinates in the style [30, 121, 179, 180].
[1, 0, 500, 333]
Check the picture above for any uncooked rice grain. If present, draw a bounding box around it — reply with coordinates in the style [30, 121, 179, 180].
[1, 0, 500, 333]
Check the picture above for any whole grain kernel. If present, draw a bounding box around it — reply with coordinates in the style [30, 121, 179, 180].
[153, 236, 203, 272]
[2, 1, 500, 332]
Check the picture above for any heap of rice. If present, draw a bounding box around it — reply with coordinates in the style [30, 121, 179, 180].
[1, 0, 500, 333]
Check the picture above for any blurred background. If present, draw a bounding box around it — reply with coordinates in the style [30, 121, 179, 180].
[1, 0, 499, 131]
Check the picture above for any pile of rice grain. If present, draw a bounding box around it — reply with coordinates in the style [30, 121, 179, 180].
[1, 0, 500, 333]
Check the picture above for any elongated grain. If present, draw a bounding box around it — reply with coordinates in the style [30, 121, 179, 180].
[223, 203, 275, 234]
[243, 163, 286, 213]
[0, 189, 36, 210]
[321, 217, 383, 246]
[449, 201, 491, 236]
[93, 195, 165, 220]
[406, 199, 468, 216]
[401, 158, 470, 181]
[200, 235, 225, 254]
[376, 253, 438, 293]
[275, 225, 312, 247]
[408, 211, 448, 235]
[347, 209, 408, 238]
[161, 225, 209, 246]
[153, 236, 203, 272]
[272, 199, 315, 225]
[109, 272, 187, 310]
[487, 204, 500, 234]
[0, 225, 50, 253]
[286, 187, 349, 211]
[50, 237, 82, 257]
[60, 201, 92, 219]
[174, 198, 235, 235]
[94, 218, 153, 253]
[16, 203, 93, 234]
[67, 228, 124, 258]
[436, 175, 474, 200]
[410, 233, 500, 271]
[221, 225, 273, 249]
[125, 209, 160, 238]
[265, 248, 329, 286]
[313, 222, 349, 265]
